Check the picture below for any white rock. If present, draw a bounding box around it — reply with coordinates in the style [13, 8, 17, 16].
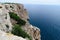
[0, 4, 12, 32]
[0, 30, 27, 40]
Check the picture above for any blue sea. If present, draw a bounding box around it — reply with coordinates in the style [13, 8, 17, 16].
[24, 5, 60, 40]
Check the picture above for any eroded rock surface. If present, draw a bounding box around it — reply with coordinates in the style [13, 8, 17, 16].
[0, 4, 12, 32]
[22, 23, 41, 40]
[0, 30, 26, 40]
[0, 3, 41, 40]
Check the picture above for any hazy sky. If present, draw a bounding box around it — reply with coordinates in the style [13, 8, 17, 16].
[0, 0, 60, 5]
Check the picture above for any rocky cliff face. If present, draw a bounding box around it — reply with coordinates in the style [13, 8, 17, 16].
[0, 4, 12, 32]
[0, 3, 41, 40]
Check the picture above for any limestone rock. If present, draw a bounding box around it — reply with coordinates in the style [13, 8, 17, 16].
[4, 3, 41, 40]
[4, 3, 29, 21]
[0, 3, 41, 40]
[0, 4, 12, 32]
[0, 30, 26, 40]
[22, 23, 41, 40]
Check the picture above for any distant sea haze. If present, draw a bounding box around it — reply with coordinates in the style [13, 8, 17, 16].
[24, 5, 60, 40]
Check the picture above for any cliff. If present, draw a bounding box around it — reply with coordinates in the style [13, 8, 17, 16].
[0, 3, 41, 40]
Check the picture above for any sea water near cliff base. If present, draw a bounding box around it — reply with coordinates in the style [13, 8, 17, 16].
[24, 5, 60, 40]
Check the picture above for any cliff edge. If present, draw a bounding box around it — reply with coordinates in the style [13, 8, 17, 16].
[0, 3, 41, 40]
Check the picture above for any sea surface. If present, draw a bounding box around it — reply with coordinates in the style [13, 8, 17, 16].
[24, 4, 60, 40]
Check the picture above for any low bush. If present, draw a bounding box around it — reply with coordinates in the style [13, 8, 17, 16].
[9, 12, 26, 25]
[9, 12, 32, 40]
[11, 24, 32, 40]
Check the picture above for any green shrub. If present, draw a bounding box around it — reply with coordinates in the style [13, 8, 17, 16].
[9, 12, 26, 25]
[11, 24, 32, 40]
[9, 12, 32, 40]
